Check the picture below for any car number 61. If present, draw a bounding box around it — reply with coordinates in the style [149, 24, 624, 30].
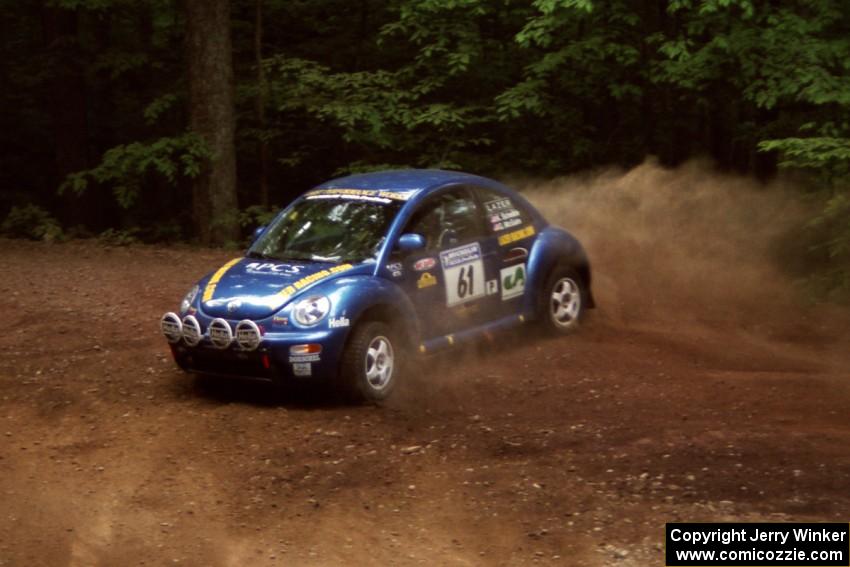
[445, 260, 485, 306]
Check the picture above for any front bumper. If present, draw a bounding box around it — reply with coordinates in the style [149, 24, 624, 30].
[163, 312, 347, 382]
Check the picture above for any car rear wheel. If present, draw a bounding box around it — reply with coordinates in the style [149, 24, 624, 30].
[339, 321, 398, 402]
[538, 267, 586, 334]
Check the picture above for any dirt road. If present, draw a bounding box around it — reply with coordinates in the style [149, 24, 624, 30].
[1, 234, 848, 566]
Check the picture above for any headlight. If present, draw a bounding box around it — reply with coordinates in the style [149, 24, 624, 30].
[181, 284, 200, 312]
[292, 295, 330, 326]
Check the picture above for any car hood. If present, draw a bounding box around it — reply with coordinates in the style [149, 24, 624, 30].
[198, 257, 367, 320]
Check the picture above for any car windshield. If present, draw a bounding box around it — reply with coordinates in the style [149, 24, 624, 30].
[249, 197, 402, 264]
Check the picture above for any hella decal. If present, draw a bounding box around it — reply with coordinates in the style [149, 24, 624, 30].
[329, 316, 350, 329]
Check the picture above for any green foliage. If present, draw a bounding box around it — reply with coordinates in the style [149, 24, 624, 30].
[758, 134, 850, 298]
[265, 57, 402, 149]
[239, 205, 279, 229]
[797, 189, 850, 303]
[60, 133, 210, 209]
[93, 50, 150, 80]
[758, 137, 850, 180]
[333, 163, 412, 176]
[97, 227, 140, 246]
[143, 94, 180, 125]
[1, 205, 64, 242]
[264, 54, 492, 168]
[3, 0, 850, 297]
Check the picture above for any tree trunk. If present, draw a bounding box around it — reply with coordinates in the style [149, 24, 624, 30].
[185, 0, 239, 245]
[254, 0, 270, 208]
[41, 5, 91, 227]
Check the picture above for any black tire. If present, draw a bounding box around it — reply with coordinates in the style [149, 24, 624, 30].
[339, 321, 399, 402]
[537, 266, 587, 335]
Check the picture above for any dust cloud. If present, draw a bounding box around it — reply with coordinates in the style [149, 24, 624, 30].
[518, 158, 828, 337]
[398, 158, 848, 406]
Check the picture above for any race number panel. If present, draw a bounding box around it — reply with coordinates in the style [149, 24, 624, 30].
[440, 243, 486, 307]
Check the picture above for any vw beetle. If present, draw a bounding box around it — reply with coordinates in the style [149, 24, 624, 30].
[161, 169, 594, 401]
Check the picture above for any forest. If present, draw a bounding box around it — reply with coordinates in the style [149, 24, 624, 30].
[1, 0, 848, 298]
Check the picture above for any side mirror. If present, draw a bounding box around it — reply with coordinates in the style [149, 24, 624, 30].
[251, 225, 266, 245]
[396, 233, 426, 252]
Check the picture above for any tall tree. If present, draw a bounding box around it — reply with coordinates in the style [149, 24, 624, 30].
[185, 0, 239, 245]
[254, 0, 270, 207]
[41, 4, 92, 226]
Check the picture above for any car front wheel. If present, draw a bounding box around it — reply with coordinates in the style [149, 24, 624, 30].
[538, 267, 586, 334]
[339, 321, 398, 402]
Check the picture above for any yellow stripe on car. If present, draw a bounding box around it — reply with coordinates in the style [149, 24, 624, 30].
[202, 258, 242, 302]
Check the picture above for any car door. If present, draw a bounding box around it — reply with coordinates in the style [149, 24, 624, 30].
[473, 186, 539, 321]
[395, 186, 498, 339]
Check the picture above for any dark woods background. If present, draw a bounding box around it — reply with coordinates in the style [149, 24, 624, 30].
[1, 0, 849, 296]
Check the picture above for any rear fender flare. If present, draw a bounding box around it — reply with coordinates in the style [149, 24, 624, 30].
[524, 227, 594, 315]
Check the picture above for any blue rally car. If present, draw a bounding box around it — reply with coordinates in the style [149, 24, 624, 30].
[161, 170, 594, 401]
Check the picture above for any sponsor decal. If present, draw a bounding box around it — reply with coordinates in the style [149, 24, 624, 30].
[289, 354, 320, 363]
[490, 215, 522, 232]
[485, 198, 522, 232]
[272, 315, 289, 326]
[245, 262, 304, 276]
[417, 272, 437, 289]
[292, 362, 312, 376]
[305, 188, 414, 203]
[413, 257, 436, 271]
[182, 315, 202, 346]
[208, 318, 233, 349]
[235, 321, 261, 351]
[500, 264, 526, 300]
[386, 262, 403, 278]
[440, 243, 486, 307]
[329, 316, 350, 328]
[160, 313, 182, 344]
[278, 263, 354, 299]
[498, 225, 536, 246]
[503, 247, 528, 263]
[440, 242, 481, 269]
[202, 258, 242, 303]
[484, 198, 513, 213]
[486, 279, 499, 295]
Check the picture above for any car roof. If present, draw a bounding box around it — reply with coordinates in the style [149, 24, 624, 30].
[313, 169, 509, 198]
